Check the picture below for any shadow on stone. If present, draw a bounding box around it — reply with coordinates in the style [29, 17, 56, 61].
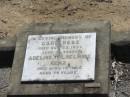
[0, 50, 15, 68]
[111, 43, 130, 63]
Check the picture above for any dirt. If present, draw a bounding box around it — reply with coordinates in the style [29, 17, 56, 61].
[0, 0, 130, 37]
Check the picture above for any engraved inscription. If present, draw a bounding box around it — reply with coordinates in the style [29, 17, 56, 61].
[21, 33, 96, 81]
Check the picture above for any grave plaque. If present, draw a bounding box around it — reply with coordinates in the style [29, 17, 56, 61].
[8, 22, 110, 96]
[21, 33, 96, 81]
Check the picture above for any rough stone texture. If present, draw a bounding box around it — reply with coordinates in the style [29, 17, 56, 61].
[109, 62, 130, 97]
[117, 81, 130, 97]
[0, 68, 11, 97]
[109, 79, 130, 97]
[8, 21, 110, 96]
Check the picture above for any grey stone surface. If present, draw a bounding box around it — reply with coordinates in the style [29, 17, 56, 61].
[117, 81, 130, 97]
[0, 68, 11, 97]
[0, 36, 16, 51]
[84, 82, 101, 88]
[0, 68, 10, 89]
[8, 21, 110, 96]
[111, 31, 130, 45]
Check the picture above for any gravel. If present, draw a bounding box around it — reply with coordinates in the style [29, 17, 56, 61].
[109, 60, 130, 97]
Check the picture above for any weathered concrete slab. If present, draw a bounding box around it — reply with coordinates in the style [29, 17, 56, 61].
[8, 21, 110, 96]
[111, 31, 130, 45]
[111, 31, 130, 63]
[0, 36, 16, 51]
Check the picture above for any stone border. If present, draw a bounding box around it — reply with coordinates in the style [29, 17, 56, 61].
[1, 31, 130, 51]
[0, 36, 16, 51]
[7, 21, 110, 96]
[111, 31, 130, 45]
